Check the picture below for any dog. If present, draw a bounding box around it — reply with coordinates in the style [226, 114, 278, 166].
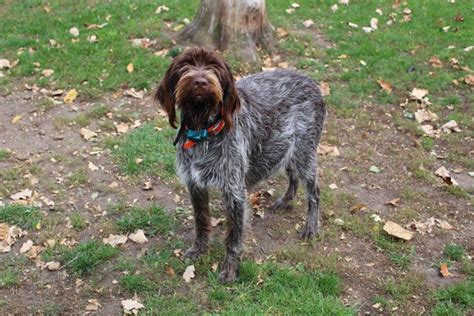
[155, 47, 326, 283]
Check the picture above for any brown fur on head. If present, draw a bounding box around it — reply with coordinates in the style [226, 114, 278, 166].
[155, 47, 240, 130]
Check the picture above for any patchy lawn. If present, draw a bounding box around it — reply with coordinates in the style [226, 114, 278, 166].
[0, 0, 472, 315]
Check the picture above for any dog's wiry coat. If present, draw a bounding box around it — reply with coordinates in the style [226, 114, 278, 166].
[156, 48, 326, 283]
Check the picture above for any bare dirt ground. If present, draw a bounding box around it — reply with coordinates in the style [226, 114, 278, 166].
[0, 82, 472, 314]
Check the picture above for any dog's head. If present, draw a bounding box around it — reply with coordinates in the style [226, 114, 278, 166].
[155, 47, 240, 130]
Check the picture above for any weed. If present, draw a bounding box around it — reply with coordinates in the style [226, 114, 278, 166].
[0, 269, 20, 288]
[70, 212, 87, 230]
[116, 206, 173, 236]
[432, 279, 474, 315]
[68, 169, 88, 186]
[0, 149, 10, 161]
[0, 205, 42, 230]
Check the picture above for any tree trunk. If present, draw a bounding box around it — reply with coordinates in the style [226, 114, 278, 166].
[179, 0, 274, 64]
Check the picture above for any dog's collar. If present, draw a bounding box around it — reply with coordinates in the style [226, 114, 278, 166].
[173, 108, 225, 149]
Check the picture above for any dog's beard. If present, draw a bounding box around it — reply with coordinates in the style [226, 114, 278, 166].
[179, 93, 220, 130]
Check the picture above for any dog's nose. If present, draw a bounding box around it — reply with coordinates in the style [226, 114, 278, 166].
[193, 77, 208, 89]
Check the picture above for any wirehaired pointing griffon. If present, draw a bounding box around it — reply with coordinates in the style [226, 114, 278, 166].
[155, 47, 326, 283]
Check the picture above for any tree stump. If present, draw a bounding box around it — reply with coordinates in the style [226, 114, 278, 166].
[179, 0, 274, 64]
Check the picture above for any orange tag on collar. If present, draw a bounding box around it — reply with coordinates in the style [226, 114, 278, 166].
[183, 140, 196, 149]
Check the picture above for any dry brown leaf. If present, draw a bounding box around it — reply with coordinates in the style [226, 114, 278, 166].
[377, 79, 392, 93]
[303, 20, 314, 28]
[10, 189, 32, 201]
[122, 299, 144, 315]
[464, 74, 474, 86]
[183, 265, 195, 283]
[129, 230, 148, 244]
[88, 161, 99, 171]
[383, 221, 414, 241]
[42, 69, 54, 77]
[115, 122, 129, 134]
[0, 59, 11, 69]
[429, 56, 443, 68]
[435, 218, 453, 230]
[143, 180, 153, 190]
[414, 109, 439, 123]
[69, 27, 80, 37]
[317, 143, 340, 156]
[20, 240, 33, 253]
[385, 198, 400, 207]
[165, 265, 176, 277]
[63, 89, 78, 104]
[320, 82, 331, 96]
[127, 63, 134, 73]
[410, 88, 428, 101]
[102, 234, 127, 247]
[80, 128, 97, 141]
[85, 299, 101, 311]
[11, 114, 22, 124]
[441, 120, 461, 133]
[210, 217, 225, 227]
[439, 263, 452, 278]
[434, 166, 458, 186]
[350, 203, 368, 214]
[276, 28, 288, 38]
[45, 261, 60, 271]
[249, 192, 261, 209]
[370, 17, 379, 29]
[124, 88, 144, 99]
[155, 5, 170, 14]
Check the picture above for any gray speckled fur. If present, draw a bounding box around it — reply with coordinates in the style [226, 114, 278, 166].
[175, 69, 326, 282]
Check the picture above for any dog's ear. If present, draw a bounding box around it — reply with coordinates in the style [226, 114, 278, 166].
[221, 63, 241, 129]
[155, 65, 178, 129]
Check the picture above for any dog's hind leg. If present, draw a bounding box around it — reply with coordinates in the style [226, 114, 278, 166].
[298, 162, 321, 240]
[271, 166, 298, 212]
[184, 184, 211, 259]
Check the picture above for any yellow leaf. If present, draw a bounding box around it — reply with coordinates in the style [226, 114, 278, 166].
[127, 63, 134, 73]
[440, 263, 452, 278]
[63, 89, 78, 104]
[11, 114, 22, 124]
[35, 222, 41, 230]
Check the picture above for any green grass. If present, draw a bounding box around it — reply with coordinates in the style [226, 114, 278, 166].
[0, 269, 20, 289]
[44, 241, 119, 275]
[112, 123, 176, 179]
[432, 279, 474, 315]
[0, 205, 42, 230]
[116, 206, 173, 236]
[120, 274, 157, 293]
[0, 149, 9, 161]
[70, 212, 87, 230]
[444, 243, 465, 262]
[0, 0, 198, 96]
[67, 169, 88, 186]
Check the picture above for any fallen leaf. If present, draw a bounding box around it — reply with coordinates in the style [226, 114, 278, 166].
[45, 261, 60, 271]
[130, 38, 151, 48]
[210, 217, 225, 227]
[115, 122, 129, 134]
[42, 69, 54, 77]
[85, 299, 101, 311]
[303, 20, 314, 28]
[10, 189, 33, 201]
[369, 166, 381, 173]
[86, 23, 108, 29]
[0, 59, 11, 69]
[127, 63, 134, 73]
[409, 217, 436, 235]
[317, 143, 340, 156]
[464, 75, 474, 86]
[439, 263, 452, 278]
[155, 5, 170, 14]
[331, 4, 338, 12]
[362, 27, 374, 33]
[69, 27, 80, 37]
[377, 79, 392, 93]
[129, 230, 148, 244]
[80, 128, 97, 141]
[124, 88, 144, 99]
[20, 240, 33, 253]
[350, 203, 368, 214]
[414, 109, 439, 123]
[348, 22, 359, 29]
[135, 158, 143, 165]
[183, 265, 195, 283]
[441, 120, 461, 133]
[320, 82, 331, 96]
[88, 161, 99, 171]
[276, 28, 289, 38]
[370, 17, 378, 29]
[383, 221, 414, 241]
[122, 299, 144, 315]
[435, 219, 453, 230]
[11, 114, 23, 124]
[63, 89, 78, 104]
[410, 88, 429, 101]
[165, 266, 176, 277]
[329, 183, 338, 190]
[434, 166, 458, 186]
[419, 125, 439, 138]
[385, 198, 400, 207]
[143, 180, 153, 190]
[87, 35, 98, 43]
[429, 56, 443, 68]
[102, 234, 127, 247]
[339, 0, 349, 4]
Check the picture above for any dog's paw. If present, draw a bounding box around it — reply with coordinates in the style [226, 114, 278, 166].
[270, 197, 293, 212]
[218, 259, 239, 284]
[301, 223, 319, 240]
[184, 246, 205, 259]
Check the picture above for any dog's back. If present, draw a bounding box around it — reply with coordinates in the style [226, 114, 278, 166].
[235, 70, 326, 188]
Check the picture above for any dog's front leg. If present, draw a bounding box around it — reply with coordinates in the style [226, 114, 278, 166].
[219, 187, 246, 283]
[184, 183, 211, 259]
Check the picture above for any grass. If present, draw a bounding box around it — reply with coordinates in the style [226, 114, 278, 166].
[116, 206, 174, 236]
[0, 269, 20, 289]
[0, 205, 42, 230]
[111, 123, 176, 179]
[432, 279, 474, 315]
[70, 212, 87, 230]
[67, 168, 88, 186]
[43, 241, 119, 275]
[444, 243, 465, 262]
[0, 149, 10, 161]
